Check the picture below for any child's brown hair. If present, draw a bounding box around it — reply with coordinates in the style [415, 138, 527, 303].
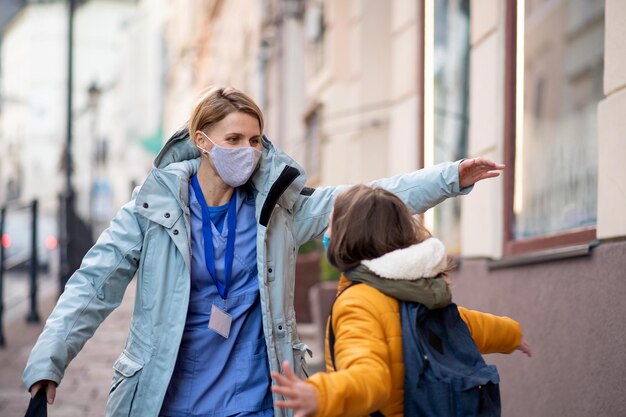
[327, 184, 438, 272]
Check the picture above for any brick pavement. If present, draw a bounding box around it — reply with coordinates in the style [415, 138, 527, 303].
[0, 281, 134, 416]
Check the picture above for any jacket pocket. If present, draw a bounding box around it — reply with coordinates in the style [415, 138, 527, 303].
[138, 237, 156, 311]
[105, 351, 143, 417]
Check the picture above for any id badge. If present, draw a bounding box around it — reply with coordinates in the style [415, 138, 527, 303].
[209, 304, 232, 338]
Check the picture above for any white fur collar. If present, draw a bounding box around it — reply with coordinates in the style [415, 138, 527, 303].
[361, 238, 447, 280]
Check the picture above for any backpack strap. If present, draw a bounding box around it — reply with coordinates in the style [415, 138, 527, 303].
[328, 281, 386, 417]
[328, 281, 359, 371]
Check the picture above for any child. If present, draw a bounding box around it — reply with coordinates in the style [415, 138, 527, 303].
[271, 184, 531, 417]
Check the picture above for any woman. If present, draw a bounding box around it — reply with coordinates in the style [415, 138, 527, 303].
[23, 87, 504, 416]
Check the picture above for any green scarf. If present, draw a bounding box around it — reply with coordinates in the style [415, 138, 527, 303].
[345, 264, 451, 309]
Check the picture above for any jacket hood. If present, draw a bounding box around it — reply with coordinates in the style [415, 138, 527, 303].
[361, 238, 448, 280]
[339, 238, 452, 309]
[148, 127, 307, 211]
[153, 128, 200, 169]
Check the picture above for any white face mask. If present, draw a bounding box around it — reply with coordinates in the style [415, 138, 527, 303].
[197, 131, 262, 187]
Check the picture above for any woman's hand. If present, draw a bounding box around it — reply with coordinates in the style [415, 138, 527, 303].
[30, 380, 57, 404]
[271, 361, 318, 417]
[517, 338, 533, 357]
[459, 158, 505, 188]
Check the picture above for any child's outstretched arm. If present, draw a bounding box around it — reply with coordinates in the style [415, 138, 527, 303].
[458, 306, 532, 356]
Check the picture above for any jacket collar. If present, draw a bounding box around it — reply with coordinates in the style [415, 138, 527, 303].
[250, 134, 307, 213]
[361, 238, 448, 280]
[336, 238, 451, 306]
[136, 128, 306, 225]
[135, 159, 198, 227]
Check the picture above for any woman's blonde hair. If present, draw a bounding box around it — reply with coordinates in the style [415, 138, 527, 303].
[188, 86, 264, 136]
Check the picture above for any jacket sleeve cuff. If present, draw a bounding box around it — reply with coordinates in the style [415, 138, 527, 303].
[306, 376, 328, 417]
[452, 159, 474, 195]
[506, 320, 523, 354]
[22, 334, 69, 391]
[23, 370, 63, 392]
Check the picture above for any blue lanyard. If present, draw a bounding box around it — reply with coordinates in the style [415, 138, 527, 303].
[191, 175, 237, 300]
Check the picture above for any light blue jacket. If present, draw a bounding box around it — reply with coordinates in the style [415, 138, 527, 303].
[22, 129, 470, 416]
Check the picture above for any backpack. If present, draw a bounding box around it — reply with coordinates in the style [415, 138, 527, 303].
[328, 282, 501, 417]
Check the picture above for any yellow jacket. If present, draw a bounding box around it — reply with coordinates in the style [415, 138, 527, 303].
[307, 275, 522, 417]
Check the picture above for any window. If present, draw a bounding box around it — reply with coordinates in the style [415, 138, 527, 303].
[423, 0, 470, 254]
[305, 0, 325, 75]
[304, 105, 321, 182]
[504, 0, 603, 255]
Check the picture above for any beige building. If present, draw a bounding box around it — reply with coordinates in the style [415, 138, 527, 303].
[164, 1, 626, 415]
[162, 0, 264, 136]
[0, 0, 168, 235]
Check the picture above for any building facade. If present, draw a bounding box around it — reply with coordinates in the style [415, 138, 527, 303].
[162, 0, 264, 137]
[0, 0, 622, 415]
[179, 1, 626, 415]
[454, 1, 626, 415]
[0, 0, 163, 234]
[0, 0, 611, 414]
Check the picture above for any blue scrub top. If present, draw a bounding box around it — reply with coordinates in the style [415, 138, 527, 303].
[207, 202, 228, 233]
[160, 182, 273, 417]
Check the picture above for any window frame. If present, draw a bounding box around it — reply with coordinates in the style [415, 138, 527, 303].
[418, 0, 426, 170]
[502, 0, 597, 258]
[419, 0, 471, 255]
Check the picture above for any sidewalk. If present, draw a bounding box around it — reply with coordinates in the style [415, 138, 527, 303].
[0, 279, 134, 417]
[0, 279, 325, 416]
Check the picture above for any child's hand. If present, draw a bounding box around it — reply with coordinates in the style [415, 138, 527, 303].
[271, 361, 318, 417]
[516, 338, 532, 357]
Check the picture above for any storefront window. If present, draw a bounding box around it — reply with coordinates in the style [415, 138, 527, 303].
[304, 106, 321, 181]
[513, 0, 603, 240]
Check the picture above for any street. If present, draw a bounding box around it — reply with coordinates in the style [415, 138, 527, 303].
[0, 272, 132, 416]
[0, 272, 325, 416]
